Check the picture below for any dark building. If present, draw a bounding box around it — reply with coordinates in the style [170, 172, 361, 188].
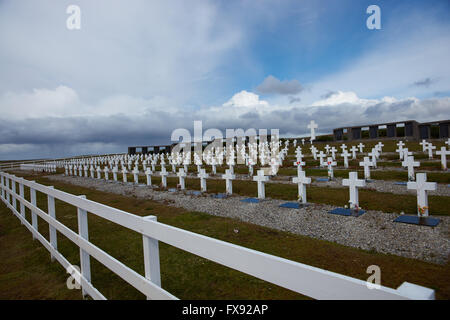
[333, 119, 450, 141]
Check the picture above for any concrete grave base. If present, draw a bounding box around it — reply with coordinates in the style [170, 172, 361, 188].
[328, 208, 366, 217]
[279, 202, 310, 209]
[394, 215, 440, 227]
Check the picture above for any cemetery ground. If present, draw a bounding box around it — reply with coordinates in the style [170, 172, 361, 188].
[1, 170, 449, 300]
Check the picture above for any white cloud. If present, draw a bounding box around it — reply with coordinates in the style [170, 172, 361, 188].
[222, 90, 269, 108]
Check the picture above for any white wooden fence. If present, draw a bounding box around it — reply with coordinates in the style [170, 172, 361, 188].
[0, 171, 435, 300]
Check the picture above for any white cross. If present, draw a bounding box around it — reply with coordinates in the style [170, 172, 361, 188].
[407, 173, 436, 217]
[357, 143, 365, 153]
[160, 167, 168, 188]
[341, 150, 350, 168]
[89, 166, 94, 178]
[198, 169, 209, 192]
[177, 168, 186, 189]
[402, 148, 412, 161]
[330, 146, 337, 160]
[402, 156, 420, 181]
[342, 172, 366, 209]
[96, 166, 102, 179]
[436, 147, 450, 170]
[359, 156, 373, 180]
[292, 171, 311, 203]
[133, 167, 140, 184]
[145, 168, 153, 186]
[253, 169, 269, 199]
[222, 169, 236, 194]
[369, 149, 377, 168]
[317, 151, 326, 167]
[122, 167, 128, 183]
[293, 160, 306, 176]
[307, 120, 318, 141]
[419, 140, 428, 152]
[324, 145, 331, 154]
[350, 146, 358, 159]
[311, 146, 318, 160]
[104, 166, 109, 180]
[326, 157, 337, 179]
[396, 143, 405, 159]
[425, 143, 436, 159]
[445, 138, 450, 147]
[340, 144, 347, 153]
[112, 166, 118, 181]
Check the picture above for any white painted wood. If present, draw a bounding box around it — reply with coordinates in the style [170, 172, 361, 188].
[47, 186, 57, 261]
[77, 195, 91, 298]
[30, 181, 38, 239]
[142, 215, 162, 298]
[359, 156, 373, 180]
[177, 168, 186, 189]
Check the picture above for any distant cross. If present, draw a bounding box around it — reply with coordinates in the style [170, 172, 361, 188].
[317, 151, 326, 167]
[419, 140, 428, 152]
[293, 160, 306, 176]
[330, 146, 337, 160]
[253, 169, 270, 199]
[132, 167, 139, 184]
[222, 169, 236, 194]
[292, 170, 311, 204]
[112, 166, 118, 181]
[97, 166, 102, 179]
[104, 166, 109, 180]
[425, 143, 436, 159]
[324, 144, 331, 154]
[340, 144, 347, 153]
[402, 148, 412, 161]
[369, 149, 377, 168]
[359, 156, 373, 180]
[177, 168, 186, 190]
[402, 156, 420, 181]
[198, 169, 209, 192]
[326, 157, 337, 179]
[350, 146, 358, 159]
[307, 120, 318, 142]
[145, 168, 153, 186]
[436, 147, 450, 170]
[357, 143, 365, 153]
[341, 150, 350, 168]
[342, 172, 366, 209]
[160, 166, 168, 188]
[407, 173, 436, 217]
[122, 167, 128, 183]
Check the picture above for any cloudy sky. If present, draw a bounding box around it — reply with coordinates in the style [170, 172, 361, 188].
[1, 0, 449, 159]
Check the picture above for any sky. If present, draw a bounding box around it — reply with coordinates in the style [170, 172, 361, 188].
[0, 0, 449, 159]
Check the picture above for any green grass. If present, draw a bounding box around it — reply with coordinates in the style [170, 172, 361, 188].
[1, 172, 449, 300]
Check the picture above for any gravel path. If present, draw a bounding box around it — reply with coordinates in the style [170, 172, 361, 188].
[46, 174, 450, 265]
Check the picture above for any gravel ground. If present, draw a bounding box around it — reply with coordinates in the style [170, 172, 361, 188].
[46, 174, 450, 265]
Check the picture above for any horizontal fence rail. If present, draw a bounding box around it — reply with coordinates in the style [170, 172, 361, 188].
[0, 171, 435, 300]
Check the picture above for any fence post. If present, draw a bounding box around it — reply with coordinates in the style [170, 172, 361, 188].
[1, 174, 4, 200]
[30, 181, 38, 240]
[6, 176, 10, 205]
[142, 215, 161, 299]
[11, 176, 17, 213]
[19, 179, 25, 221]
[47, 186, 57, 261]
[77, 195, 91, 298]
